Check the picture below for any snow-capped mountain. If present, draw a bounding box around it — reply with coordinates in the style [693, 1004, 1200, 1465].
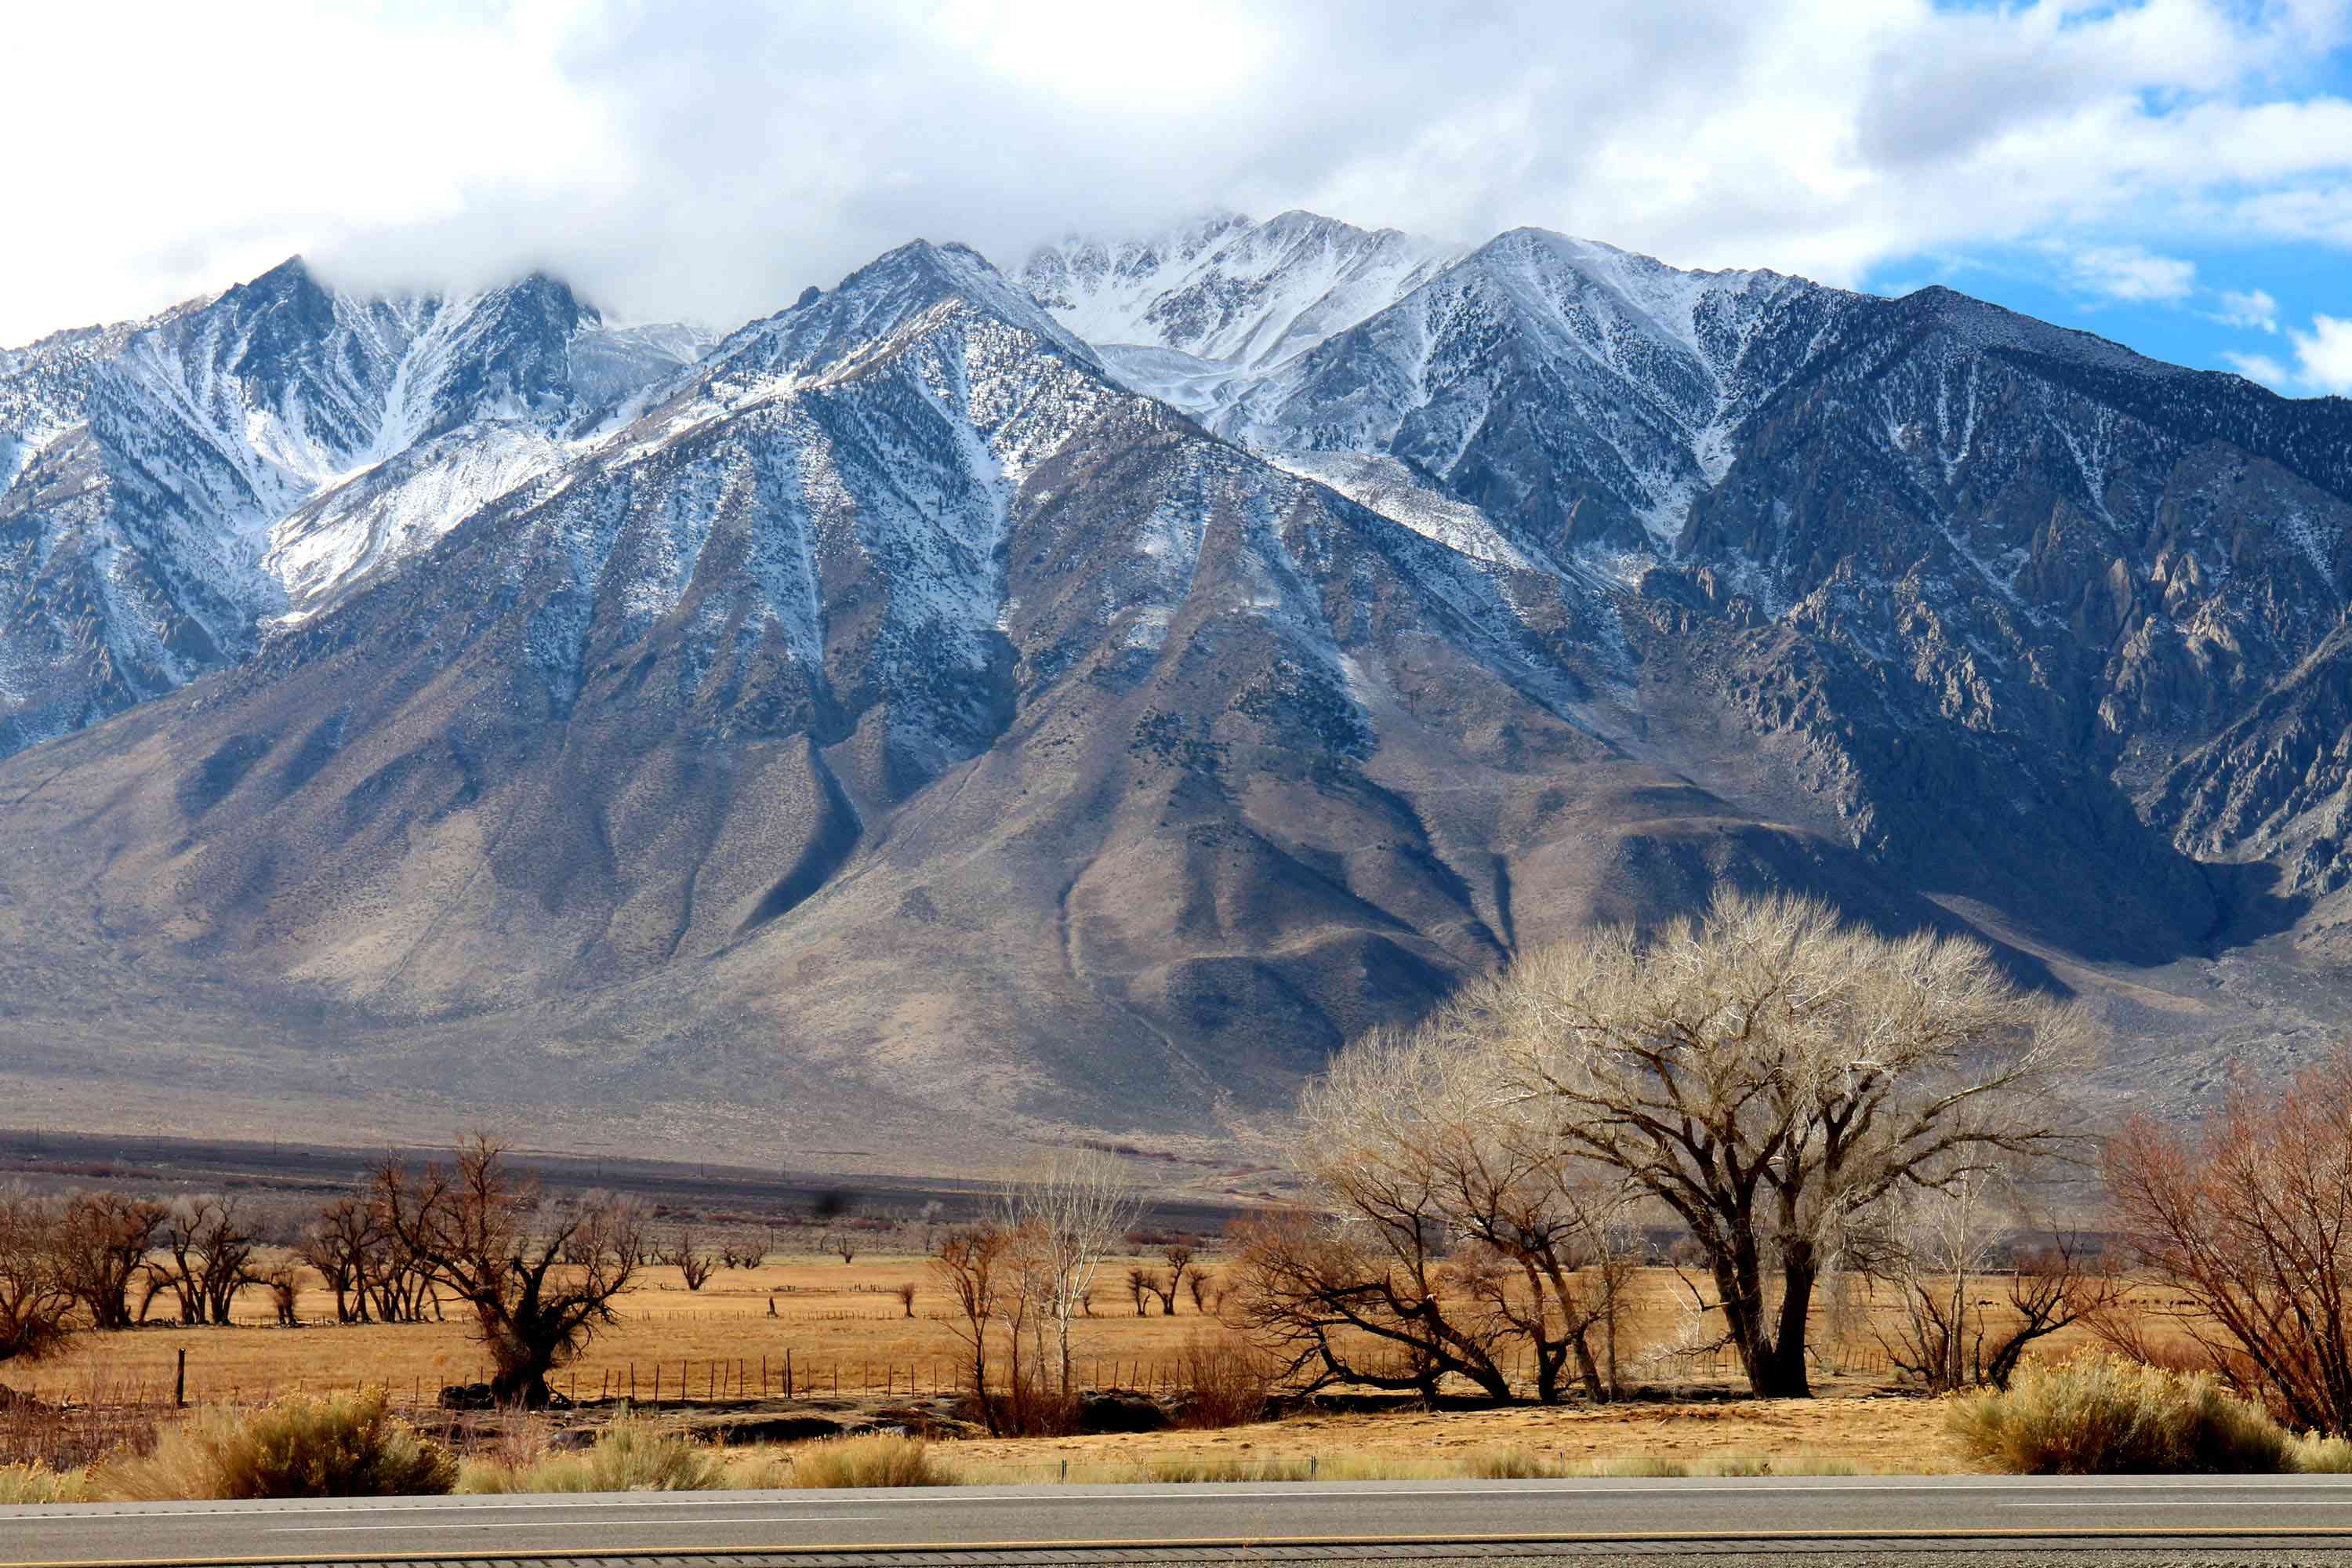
[0, 260, 708, 753]
[3, 216, 2352, 1163]
[1020, 211, 1461, 417]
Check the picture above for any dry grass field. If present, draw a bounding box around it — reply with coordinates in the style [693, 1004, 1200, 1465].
[24, 1252, 1248, 1409]
[5, 1250, 2156, 1477]
[938, 1395, 1963, 1479]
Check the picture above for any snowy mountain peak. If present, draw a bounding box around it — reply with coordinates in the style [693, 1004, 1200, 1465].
[694, 237, 1098, 402]
[1021, 210, 1463, 370]
[0, 257, 710, 750]
[1895, 282, 2184, 379]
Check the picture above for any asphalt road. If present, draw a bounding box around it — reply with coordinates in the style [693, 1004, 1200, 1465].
[11, 1475, 2352, 1566]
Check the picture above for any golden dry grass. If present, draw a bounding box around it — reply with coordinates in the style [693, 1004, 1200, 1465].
[19, 1252, 1239, 1408]
[10, 1253, 2212, 1490]
[938, 1394, 1966, 1479]
[15, 1256, 2175, 1412]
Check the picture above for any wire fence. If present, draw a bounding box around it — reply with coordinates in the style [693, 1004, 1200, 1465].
[3, 1336, 1908, 1417]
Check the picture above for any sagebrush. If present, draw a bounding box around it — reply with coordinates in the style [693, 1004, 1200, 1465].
[1948, 1355, 2292, 1474]
[459, 1416, 722, 1494]
[96, 1391, 456, 1500]
[786, 1434, 948, 1488]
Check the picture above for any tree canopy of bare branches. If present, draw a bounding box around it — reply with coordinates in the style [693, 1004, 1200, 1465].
[2108, 1047, 2352, 1436]
[52, 1192, 167, 1332]
[1475, 891, 2084, 1396]
[1228, 1207, 1519, 1402]
[372, 1138, 644, 1407]
[0, 1192, 73, 1369]
[143, 1196, 262, 1327]
[1863, 1172, 2118, 1392]
[1276, 889, 2085, 1400]
[1239, 1017, 1642, 1404]
[1003, 1149, 1145, 1398]
[661, 1230, 716, 1292]
[930, 1225, 1008, 1432]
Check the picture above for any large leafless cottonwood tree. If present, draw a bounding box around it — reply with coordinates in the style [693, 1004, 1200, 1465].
[1267, 890, 2084, 1399]
[1003, 1149, 1144, 1398]
[51, 1192, 167, 1333]
[372, 1138, 644, 1406]
[1473, 890, 2086, 1397]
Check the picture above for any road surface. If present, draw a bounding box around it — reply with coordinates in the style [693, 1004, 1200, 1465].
[11, 1475, 2352, 1565]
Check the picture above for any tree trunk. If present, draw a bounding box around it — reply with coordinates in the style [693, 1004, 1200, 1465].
[1569, 1328, 1606, 1403]
[1750, 1252, 1819, 1399]
[490, 1360, 554, 1408]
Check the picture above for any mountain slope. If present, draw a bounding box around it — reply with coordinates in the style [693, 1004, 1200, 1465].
[2, 220, 2351, 1166]
[0, 262, 706, 756]
[1020, 212, 1463, 421]
[0, 238, 1975, 1160]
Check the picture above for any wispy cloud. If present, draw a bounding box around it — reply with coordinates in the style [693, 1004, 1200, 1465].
[2056, 245, 2199, 303]
[2226, 314, 2352, 393]
[2212, 289, 2281, 332]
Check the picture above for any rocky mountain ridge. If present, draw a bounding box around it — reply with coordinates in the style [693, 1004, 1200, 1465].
[0, 260, 708, 754]
[1, 217, 2347, 1167]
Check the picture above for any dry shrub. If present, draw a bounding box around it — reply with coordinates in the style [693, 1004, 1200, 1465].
[1948, 1355, 2292, 1475]
[786, 1433, 948, 1489]
[2295, 1436, 2352, 1473]
[459, 1416, 722, 1494]
[457, 1410, 557, 1475]
[1461, 1446, 1558, 1479]
[986, 1377, 1083, 1439]
[0, 1462, 92, 1504]
[1171, 1331, 1277, 1429]
[96, 1391, 456, 1501]
[1141, 1454, 1312, 1483]
[0, 1396, 156, 1474]
[1693, 1450, 1860, 1477]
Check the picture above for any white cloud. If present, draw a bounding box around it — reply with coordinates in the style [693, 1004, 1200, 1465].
[2223, 350, 2295, 387]
[2, 0, 2350, 343]
[2288, 315, 2352, 394]
[2057, 245, 2198, 302]
[2225, 315, 2352, 393]
[2214, 289, 2281, 332]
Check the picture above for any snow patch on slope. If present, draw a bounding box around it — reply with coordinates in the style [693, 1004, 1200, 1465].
[1269, 451, 1531, 570]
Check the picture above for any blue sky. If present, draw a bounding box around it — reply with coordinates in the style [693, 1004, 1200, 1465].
[3, 0, 2350, 396]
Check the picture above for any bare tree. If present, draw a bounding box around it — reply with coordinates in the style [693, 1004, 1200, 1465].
[53, 1192, 167, 1332]
[372, 1138, 644, 1407]
[296, 1198, 376, 1323]
[823, 1229, 858, 1266]
[1004, 1150, 1145, 1396]
[1277, 1021, 1642, 1403]
[1865, 1173, 2119, 1392]
[259, 1255, 304, 1327]
[0, 1192, 73, 1372]
[931, 1225, 1008, 1433]
[1126, 1265, 1152, 1316]
[1469, 890, 2085, 1397]
[1154, 1245, 1196, 1315]
[147, 1196, 262, 1327]
[662, 1230, 717, 1291]
[1188, 1267, 1215, 1314]
[895, 1281, 916, 1317]
[1227, 1207, 1515, 1403]
[2108, 1047, 2352, 1435]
